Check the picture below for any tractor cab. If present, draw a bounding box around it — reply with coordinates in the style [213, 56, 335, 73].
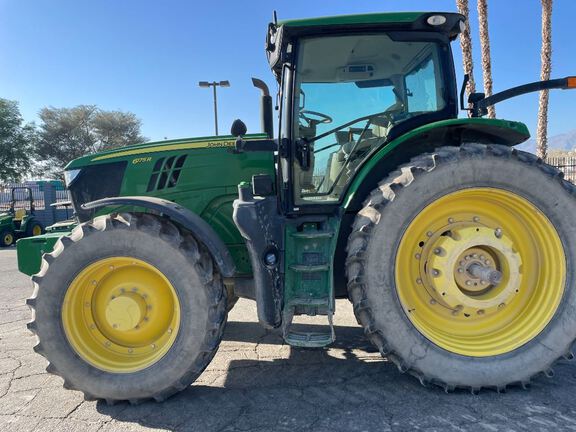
[0, 187, 44, 247]
[268, 13, 462, 210]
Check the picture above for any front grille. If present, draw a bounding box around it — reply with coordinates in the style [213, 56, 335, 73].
[69, 161, 127, 222]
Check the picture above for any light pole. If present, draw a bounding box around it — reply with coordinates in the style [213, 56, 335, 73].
[198, 80, 230, 136]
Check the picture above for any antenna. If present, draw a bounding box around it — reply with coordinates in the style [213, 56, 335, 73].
[273, 10, 278, 25]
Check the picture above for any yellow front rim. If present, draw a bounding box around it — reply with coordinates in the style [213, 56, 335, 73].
[32, 225, 42, 236]
[62, 257, 181, 372]
[395, 188, 566, 357]
[3, 233, 13, 245]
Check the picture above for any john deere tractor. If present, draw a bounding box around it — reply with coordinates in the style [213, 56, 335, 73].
[18, 12, 576, 402]
[0, 187, 44, 247]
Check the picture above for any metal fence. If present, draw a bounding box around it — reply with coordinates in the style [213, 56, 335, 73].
[548, 156, 576, 184]
[0, 181, 71, 227]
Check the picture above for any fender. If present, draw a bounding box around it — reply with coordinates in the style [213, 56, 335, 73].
[343, 117, 530, 212]
[82, 196, 236, 277]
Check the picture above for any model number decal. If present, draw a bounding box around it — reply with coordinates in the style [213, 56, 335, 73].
[132, 157, 152, 164]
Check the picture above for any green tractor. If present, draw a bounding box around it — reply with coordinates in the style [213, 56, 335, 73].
[19, 11, 576, 402]
[0, 187, 44, 247]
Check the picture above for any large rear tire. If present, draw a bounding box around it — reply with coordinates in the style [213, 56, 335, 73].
[27, 213, 227, 403]
[346, 144, 576, 391]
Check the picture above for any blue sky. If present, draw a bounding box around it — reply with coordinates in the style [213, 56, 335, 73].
[0, 1, 574, 142]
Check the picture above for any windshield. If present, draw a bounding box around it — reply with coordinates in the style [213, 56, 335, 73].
[292, 34, 446, 203]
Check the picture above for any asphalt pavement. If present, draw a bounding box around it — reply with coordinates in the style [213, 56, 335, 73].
[1, 247, 576, 431]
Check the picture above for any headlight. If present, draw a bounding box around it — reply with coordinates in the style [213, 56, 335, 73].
[427, 15, 447, 26]
[64, 169, 81, 187]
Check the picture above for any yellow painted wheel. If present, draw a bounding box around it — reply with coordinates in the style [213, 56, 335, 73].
[396, 188, 566, 357]
[62, 256, 181, 373]
[32, 224, 42, 236]
[2, 232, 14, 246]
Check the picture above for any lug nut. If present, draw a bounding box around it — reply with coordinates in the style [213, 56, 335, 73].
[495, 228, 503, 239]
[416, 278, 422, 284]
[429, 299, 437, 305]
[128, 348, 133, 353]
[434, 248, 443, 255]
[466, 280, 472, 286]
[415, 253, 421, 259]
[477, 309, 485, 315]
[427, 231, 433, 237]
[457, 268, 464, 273]
[498, 303, 505, 308]
[448, 218, 455, 224]
[432, 269, 441, 277]
[473, 216, 480, 222]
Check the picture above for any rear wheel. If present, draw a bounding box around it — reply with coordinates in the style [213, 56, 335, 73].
[347, 144, 576, 391]
[0, 229, 14, 247]
[27, 221, 44, 237]
[27, 213, 227, 403]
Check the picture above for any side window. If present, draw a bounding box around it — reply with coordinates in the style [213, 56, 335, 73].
[405, 57, 443, 112]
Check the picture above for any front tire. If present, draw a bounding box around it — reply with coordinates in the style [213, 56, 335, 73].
[27, 213, 227, 403]
[346, 144, 576, 391]
[0, 229, 14, 247]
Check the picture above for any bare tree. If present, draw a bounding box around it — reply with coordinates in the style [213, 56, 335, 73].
[536, 0, 553, 159]
[477, 0, 496, 118]
[456, 0, 476, 116]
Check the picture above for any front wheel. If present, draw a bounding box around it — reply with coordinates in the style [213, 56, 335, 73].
[27, 213, 227, 403]
[347, 144, 576, 391]
[0, 229, 14, 247]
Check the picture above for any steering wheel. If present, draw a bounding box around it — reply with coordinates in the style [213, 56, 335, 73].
[299, 110, 333, 127]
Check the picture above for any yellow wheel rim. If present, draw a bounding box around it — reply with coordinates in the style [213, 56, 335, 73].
[3, 233, 13, 245]
[395, 188, 566, 357]
[62, 257, 181, 372]
[32, 225, 42, 236]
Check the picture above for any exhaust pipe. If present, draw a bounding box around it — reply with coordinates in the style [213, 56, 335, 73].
[251, 78, 274, 138]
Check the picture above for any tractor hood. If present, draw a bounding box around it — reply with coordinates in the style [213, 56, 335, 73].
[62, 133, 274, 223]
[65, 134, 266, 170]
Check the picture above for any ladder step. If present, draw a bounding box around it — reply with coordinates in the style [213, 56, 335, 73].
[284, 330, 335, 348]
[290, 231, 334, 239]
[282, 308, 335, 348]
[289, 264, 330, 272]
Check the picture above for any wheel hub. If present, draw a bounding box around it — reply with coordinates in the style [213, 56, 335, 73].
[105, 293, 147, 331]
[423, 225, 521, 316]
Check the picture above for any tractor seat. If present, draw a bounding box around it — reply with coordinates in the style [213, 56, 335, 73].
[13, 209, 26, 221]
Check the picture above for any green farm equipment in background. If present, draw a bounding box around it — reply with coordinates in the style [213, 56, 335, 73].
[0, 187, 44, 247]
[17, 11, 576, 403]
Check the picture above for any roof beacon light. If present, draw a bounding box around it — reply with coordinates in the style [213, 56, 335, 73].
[567, 77, 576, 88]
[427, 15, 447, 26]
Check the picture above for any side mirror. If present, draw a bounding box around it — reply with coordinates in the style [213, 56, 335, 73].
[231, 119, 247, 137]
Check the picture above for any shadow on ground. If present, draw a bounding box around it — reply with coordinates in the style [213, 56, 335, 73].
[94, 321, 576, 432]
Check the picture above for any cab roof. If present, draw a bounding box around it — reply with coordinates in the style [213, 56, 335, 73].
[267, 12, 465, 81]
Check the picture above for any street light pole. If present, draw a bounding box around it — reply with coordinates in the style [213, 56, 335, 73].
[198, 80, 230, 136]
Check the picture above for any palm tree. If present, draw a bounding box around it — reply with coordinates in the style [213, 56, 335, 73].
[456, 0, 476, 114]
[536, 0, 553, 159]
[477, 0, 496, 118]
